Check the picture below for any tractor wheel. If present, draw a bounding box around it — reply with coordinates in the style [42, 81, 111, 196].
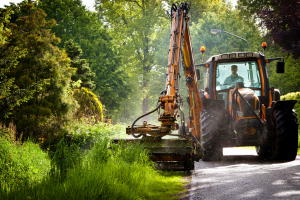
[201, 109, 224, 161]
[273, 108, 298, 160]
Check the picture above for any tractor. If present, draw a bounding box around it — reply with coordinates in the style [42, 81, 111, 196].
[197, 47, 298, 161]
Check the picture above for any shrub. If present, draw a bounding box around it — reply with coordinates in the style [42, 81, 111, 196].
[73, 87, 103, 123]
[280, 92, 300, 124]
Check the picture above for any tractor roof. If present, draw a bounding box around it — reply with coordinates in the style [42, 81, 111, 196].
[206, 52, 261, 63]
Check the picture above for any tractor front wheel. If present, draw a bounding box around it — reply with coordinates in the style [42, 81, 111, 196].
[201, 109, 224, 161]
[273, 108, 298, 160]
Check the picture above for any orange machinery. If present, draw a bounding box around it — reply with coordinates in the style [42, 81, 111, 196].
[120, 2, 203, 171]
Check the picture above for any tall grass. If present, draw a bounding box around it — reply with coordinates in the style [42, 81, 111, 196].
[0, 128, 186, 200]
[0, 137, 51, 191]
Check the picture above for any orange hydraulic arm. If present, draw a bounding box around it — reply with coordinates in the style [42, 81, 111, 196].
[159, 2, 203, 139]
[127, 2, 203, 141]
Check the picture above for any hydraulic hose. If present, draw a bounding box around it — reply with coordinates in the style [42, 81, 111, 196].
[131, 103, 162, 138]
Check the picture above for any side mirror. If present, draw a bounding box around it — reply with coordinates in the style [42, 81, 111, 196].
[196, 68, 201, 80]
[276, 61, 284, 73]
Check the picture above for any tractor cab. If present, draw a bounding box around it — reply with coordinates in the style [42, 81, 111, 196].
[203, 52, 262, 121]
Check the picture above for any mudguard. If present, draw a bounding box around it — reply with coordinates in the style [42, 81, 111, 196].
[272, 100, 297, 111]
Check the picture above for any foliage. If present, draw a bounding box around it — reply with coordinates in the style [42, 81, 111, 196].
[38, 0, 131, 115]
[0, 137, 51, 191]
[190, 10, 264, 62]
[269, 54, 300, 95]
[50, 138, 82, 182]
[73, 87, 103, 123]
[237, 0, 274, 20]
[66, 121, 127, 144]
[95, 0, 169, 120]
[280, 92, 300, 125]
[37, 119, 127, 152]
[238, 0, 300, 59]
[0, 7, 28, 118]
[0, 125, 186, 200]
[164, 0, 223, 24]
[258, 0, 300, 59]
[64, 39, 95, 89]
[1, 2, 77, 137]
[37, 0, 88, 49]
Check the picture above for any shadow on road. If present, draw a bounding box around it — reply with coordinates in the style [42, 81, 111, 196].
[179, 149, 300, 200]
[220, 154, 291, 164]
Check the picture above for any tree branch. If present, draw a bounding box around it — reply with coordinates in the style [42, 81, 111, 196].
[125, 0, 142, 8]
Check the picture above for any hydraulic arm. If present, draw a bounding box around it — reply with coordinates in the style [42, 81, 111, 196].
[123, 2, 203, 171]
[127, 2, 203, 141]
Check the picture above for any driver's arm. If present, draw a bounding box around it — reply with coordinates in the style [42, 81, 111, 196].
[224, 76, 231, 85]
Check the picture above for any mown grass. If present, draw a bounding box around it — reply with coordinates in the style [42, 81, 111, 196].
[0, 124, 186, 200]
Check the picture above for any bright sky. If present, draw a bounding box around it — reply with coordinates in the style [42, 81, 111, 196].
[0, 0, 96, 11]
[1, 0, 238, 11]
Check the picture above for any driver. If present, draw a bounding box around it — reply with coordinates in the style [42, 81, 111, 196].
[224, 65, 244, 85]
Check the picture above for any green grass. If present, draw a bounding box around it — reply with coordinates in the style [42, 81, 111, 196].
[237, 146, 256, 150]
[0, 125, 186, 200]
[0, 137, 51, 191]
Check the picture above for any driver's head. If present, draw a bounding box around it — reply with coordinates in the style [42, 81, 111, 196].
[231, 65, 238, 73]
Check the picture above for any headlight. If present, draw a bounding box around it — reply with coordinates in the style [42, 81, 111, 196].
[237, 111, 243, 117]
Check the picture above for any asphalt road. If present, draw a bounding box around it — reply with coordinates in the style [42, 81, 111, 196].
[181, 148, 300, 200]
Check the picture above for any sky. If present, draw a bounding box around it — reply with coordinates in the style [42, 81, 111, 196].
[1, 0, 96, 11]
[1, 0, 238, 11]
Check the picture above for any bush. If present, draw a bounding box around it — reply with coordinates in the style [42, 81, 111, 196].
[73, 87, 103, 123]
[280, 92, 300, 124]
[281, 92, 300, 147]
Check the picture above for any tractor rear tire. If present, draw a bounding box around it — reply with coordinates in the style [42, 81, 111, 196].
[273, 108, 298, 160]
[201, 109, 224, 161]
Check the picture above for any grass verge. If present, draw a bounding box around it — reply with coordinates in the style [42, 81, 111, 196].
[0, 126, 186, 200]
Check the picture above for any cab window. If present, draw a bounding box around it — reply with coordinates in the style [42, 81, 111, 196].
[216, 61, 262, 91]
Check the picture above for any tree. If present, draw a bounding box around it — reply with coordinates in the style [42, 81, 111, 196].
[238, 0, 300, 59]
[164, 0, 223, 24]
[0, 7, 28, 119]
[258, 0, 300, 59]
[64, 39, 95, 89]
[1, 1, 76, 136]
[38, 0, 131, 118]
[269, 54, 300, 95]
[237, 0, 274, 19]
[95, 0, 169, 121]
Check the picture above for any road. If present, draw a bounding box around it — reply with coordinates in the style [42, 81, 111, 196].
[181, 148, 300, 200]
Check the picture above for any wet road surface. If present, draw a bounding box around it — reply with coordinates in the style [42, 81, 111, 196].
[181, 148, 300, 200]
